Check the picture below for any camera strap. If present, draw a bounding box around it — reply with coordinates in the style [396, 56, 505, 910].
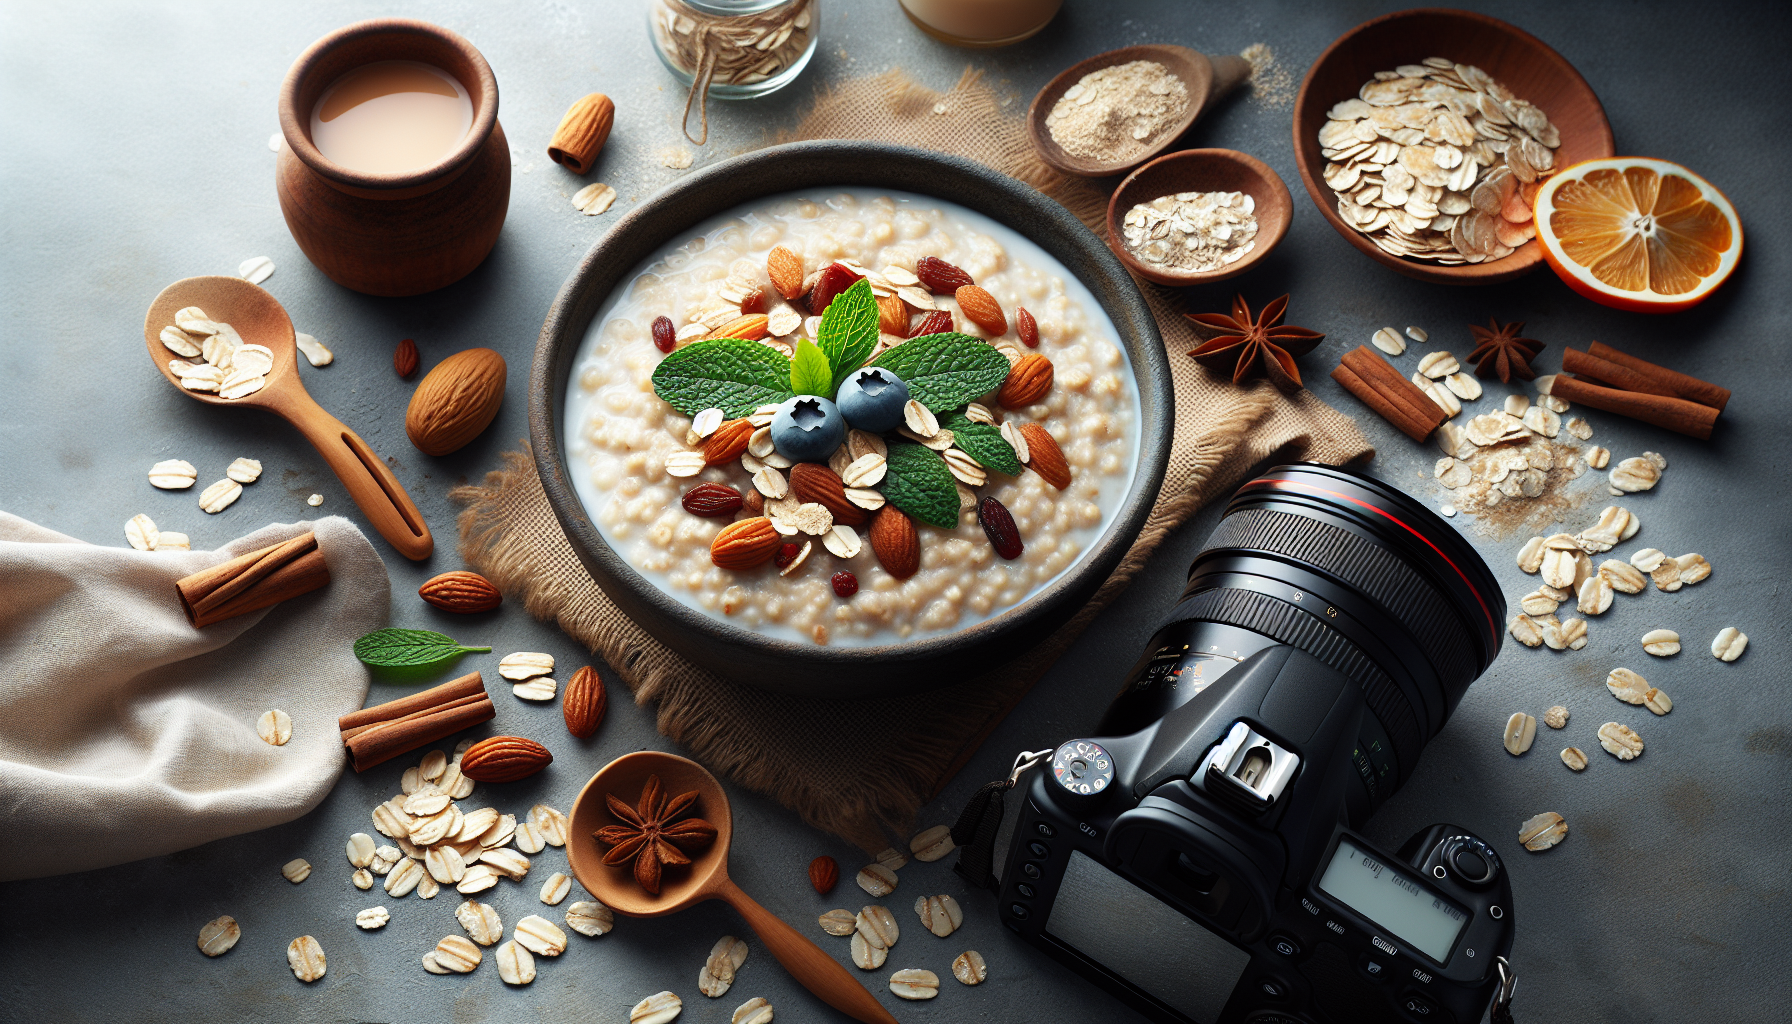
[951, 748, 1053, 890]
[1492, 955, 1518, 1023]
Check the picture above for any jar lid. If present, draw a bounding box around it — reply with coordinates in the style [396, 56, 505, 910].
[673, 0, 799, 17]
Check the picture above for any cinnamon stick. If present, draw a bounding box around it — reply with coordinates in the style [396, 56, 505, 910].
[175, 532, 330, 628]
[1560, 348, 1677, 399]
[337, 670, 495, 773]
[1549, 376, 1719, 440]
[1337, 346, 1448, 441]
[1587, 341, 1730, 413]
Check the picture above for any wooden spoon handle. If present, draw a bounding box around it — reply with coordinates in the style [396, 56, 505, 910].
[717, 879, 899, 1024]
[280, 398, 434, 560]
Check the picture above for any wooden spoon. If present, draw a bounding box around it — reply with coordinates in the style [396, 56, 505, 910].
[143, 276, 433, 560]
[568, 751, 899, 1024]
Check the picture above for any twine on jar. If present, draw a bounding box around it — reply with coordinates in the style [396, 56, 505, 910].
[658, 0, 814, 146]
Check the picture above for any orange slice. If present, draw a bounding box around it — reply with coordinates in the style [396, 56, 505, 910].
[1534, 157, 1741, 312]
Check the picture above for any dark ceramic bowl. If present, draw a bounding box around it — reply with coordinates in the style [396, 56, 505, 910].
[530, 141, 1170, 697]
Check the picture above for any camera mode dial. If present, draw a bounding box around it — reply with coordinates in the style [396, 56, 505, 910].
[1049, 740, 1115, 803]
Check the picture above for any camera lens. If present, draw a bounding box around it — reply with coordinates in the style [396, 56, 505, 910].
[1152, 464, 1503, 804]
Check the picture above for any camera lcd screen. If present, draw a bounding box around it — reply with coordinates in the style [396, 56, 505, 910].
[1317, 837, 1468, 962]
[1045, 850, 1251, 1024]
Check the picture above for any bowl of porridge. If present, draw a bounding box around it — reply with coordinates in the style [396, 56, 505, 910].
[532, 141, 1170, 695]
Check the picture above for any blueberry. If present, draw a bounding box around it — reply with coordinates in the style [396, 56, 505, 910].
[835, 367, 910, 433]
[771, 395, 847, 463]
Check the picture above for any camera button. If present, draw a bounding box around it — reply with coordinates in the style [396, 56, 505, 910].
[1016, 883, 1036, 898]
[1254, 977, 1288, 999]
[1034, 822, 1057, 838]
[1452, 848, 1488, 879]
[1357, 953, 1389, 983]
[1399, 990, 1449, 1020]
[1008, 903, 1030, 920]
[1021, 862, 1042, 879]
[1028, 841, 1051, 858]
[1267, 933, 1301, 958]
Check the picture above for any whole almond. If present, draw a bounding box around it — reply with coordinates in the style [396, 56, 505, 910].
[562, 665, 607, 739]
[767, 245, 805, 300]
[789, 463, 867, 527]
[1018, 423, 1070, 489]
[419, 571, 502, 613]
[808, 856, 839, 894]
[955, 285, 1007, 336]
[704, 419, 755, 465]
[459, 737, 553, 783]
[711, 517, 780, 570]
[707, 314, 770, 342]
[869, 506, 919, 579]
[405, 348, 507, 456]
[876, 294, 909, 336]
[909, 309, 953, 338]
[394, 338, 420, 379]
[1016, 306, 1040, 348]
[998, 353, 1054, 409]
[742, 489, 765, 515]
[546, 93, 615, 175]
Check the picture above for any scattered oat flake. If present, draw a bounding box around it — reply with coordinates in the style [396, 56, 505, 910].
[295, 333, 333, 367]
[932, 102, 948, 115]
[125, 513, 159, 551]
[268, 132, 283, 152]
[199, 479, 243, 513]
[307, 494, 324, 506]
[227, 457, 263, 484]
[573, 182, 617, 215]
[238, 257, 275, 284]
[660, 147, 693, 169]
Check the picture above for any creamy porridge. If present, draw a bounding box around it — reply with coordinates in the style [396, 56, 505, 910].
[564, 188, 1138, 646]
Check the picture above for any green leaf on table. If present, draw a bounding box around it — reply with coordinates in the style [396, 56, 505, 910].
[816, 277, 878, 394]
[353, 628, 491, 671]
[941, 411, 1022, 477]
[790, 338, 834, 397]
[879, 441, 961, 529]
[650, 338, 795, 418]
[873, 332, 1011, 412]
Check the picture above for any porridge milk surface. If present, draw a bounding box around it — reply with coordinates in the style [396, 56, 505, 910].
[564, 189, 1139, 647]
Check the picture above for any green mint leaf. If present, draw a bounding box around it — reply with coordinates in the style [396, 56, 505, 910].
[941, 412, 1022, 476]
[817, 277, 878, 395]
[873, 333, 1011, 412]
[650, 338, 795, 418]
[879, 441, 961, 529]
[790, 338, 834, 397]
[353, 628, 491, 670]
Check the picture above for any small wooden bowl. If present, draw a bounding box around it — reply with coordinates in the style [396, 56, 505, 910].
[1292, 8, 1614, 284]
[1105, 149, 1291, 286]
[1029, 44, 1251, 178]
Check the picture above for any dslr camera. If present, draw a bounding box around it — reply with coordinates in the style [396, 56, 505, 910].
[995, 465, 1514, 1024]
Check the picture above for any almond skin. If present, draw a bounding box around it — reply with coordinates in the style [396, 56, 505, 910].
[955, 285, 1008, 336]
[869, 506, 919, 579]
[394, 338, 420, 379]
[711, 517, 781, 570]
[405, 347, 507, 456]
[1019, 423, 1070, 489]
[767, 245, 806, 300]
[562, 665, 607, 739]
[997, 353, 1054, 409]
[703, 418, 755, 465]
[418, 570, 502, 613]
[876, 293, 910, 336]
[789, 463, 867, 527]
[459, 737, 552, 783]
[809, 855, 839, 894]
[706, 314, 769, 341]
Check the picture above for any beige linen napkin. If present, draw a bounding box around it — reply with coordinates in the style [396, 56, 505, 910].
[0, 513, 387, 881]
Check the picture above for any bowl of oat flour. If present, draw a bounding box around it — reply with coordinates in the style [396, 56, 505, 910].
[530, 142, 1171, 695]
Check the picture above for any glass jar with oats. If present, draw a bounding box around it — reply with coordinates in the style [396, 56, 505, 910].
[650, 0, 818, 140]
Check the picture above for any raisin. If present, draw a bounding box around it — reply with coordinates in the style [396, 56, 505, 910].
[908, 310, 954, 338]
[681, 482, 743, 518]
[831, 571, 859, 598]
[1016, 306, 1039, 348]
[916, 256, 974, 294]
[775, 542, 803, 569]
[807, 262, 863, 315]
[739, 288, 767, 315]
[651, 315, 676, 353]
[978, 496, 1024, 560]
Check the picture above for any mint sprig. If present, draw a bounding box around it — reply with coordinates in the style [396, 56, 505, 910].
[816, 278, 879, 395]
[650, 338, 795, 418]
[879, 441, 961, 529]
[790, 338, 833, 397]
[353, 628, 491, 671]
[941, 412, 1021, 476]
[873, 333, 1011, 412]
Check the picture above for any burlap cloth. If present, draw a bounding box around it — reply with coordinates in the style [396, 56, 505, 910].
[451, 70, 1372, 851]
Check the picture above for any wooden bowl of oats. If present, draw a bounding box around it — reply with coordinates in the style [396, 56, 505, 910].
[1105, 148, 1292, 285]
[530, 141, 1171, 696]
[1292, 8, 1614, 284]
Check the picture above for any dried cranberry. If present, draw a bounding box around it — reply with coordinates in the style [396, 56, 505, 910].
[916, 256, 974, 294]
[978, 497, 1024, 560]
[908, 310, 954, 338]
[831, 571, 859, 598]
[651, 315, 676, 353]
[739, 288, 767, 315]
[807, 262, 863, 315]
[1016, 306, 1039, 348]
[775, 542, 803, 569]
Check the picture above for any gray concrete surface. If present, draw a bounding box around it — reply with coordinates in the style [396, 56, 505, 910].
[2, 1, 1789, 1022]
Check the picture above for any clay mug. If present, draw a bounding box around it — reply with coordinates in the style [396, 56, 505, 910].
[275, 18, 509, 297]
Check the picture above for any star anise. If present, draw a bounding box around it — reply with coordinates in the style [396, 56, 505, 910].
[594, 774, 718, 895]
[1466, 317, 1544, 383]
[1185, 294, 1325, 392]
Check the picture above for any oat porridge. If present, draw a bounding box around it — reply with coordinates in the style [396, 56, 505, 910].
[564, 188, 1139, 646]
